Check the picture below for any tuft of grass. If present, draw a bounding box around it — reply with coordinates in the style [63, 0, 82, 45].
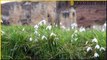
[1, 25, 106, 60]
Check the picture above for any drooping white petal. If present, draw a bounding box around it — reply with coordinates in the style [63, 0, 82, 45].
[85, 41, 88, 45]
[1, 30, 5, 35]
[46, 25, 52, 30]
[34, 25, 39, 30]
[95, 44, 100, 49]
[38, 20, 47, 26]
[50, 32, 56, 37]
[100, 47, 106, 51]
[22, 28, 25, 31]
[92, 25, 96, 29]
[34, 30, 38, 34]
[94, 52, 99, 57]
[102, 22, 106, 32]
[42, 35, 47, 40]
[74, 38, 78, 41]
[103, 22, 106, 27]
[79, 27, 86, 32]
[92, 38, 98, 43]
[29, 37, 32, 41]
[35, 39, 38, 42]
[87, 47, 92, 52]
[71, 23, 77, 29]
[54, 37, 59, 40]
[61, 26, 66, 29]
[74, 30, 78, 33]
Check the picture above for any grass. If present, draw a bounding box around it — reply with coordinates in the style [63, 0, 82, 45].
[1, 25, 106, 60]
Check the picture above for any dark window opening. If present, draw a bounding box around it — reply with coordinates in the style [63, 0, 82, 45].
[62, 11, 70, 18]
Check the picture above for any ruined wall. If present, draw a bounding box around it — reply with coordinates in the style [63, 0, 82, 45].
[74, 1, 106, 27]
[1, 1, 106, 27]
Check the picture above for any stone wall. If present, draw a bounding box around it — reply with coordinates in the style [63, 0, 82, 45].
[1, 1, 106, 27]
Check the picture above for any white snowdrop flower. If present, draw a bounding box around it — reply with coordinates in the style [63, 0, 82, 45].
[34, 30, 38, 34]
[38, 34, 41, 36]
[34, 25, 39, 30]
[38, 22, 42, 26]
[42, 35, 47, 40]
[92, 25, 96, 29]
[22, 28, 25, 31]
[29, 37, 32, 41]
[71, 34, 74, 38]
[87, 47, 92, 52]
[94, 52, 99, 57]
[79, 27, 85, 32]
[74, 30, 78, 33]
[71, 23, 77, 29]
[55, 24, 58, 27]
[95, 44, 100, 49]
[46, 25, 52, 30]
[1, 30, 5, 35]
[85, 41, 88, 45]
[54, 38, 59, 40]
[103, 22, 106, 27]
[92, 38, 98, 43]
[102, 23, 106, 32]
[61, 26, 66, 29]
[66, 28, 70, 31]
[50, 32, 56, 37]
[34, 39, 38, 42]
[102, 28, 105, 32]
[42, 20, 47, 24]
[71, 39, 73, 42]
[60, 22, 62, 25]
[74, 38, 78, 41]
[38, 20, 47, 26]
[71, 33, 77, 38]
[100, 47, 106, 51]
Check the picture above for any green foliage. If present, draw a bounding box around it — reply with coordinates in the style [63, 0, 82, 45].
[1, 25, 106, 60]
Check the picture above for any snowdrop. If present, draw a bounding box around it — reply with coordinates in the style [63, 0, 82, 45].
[42, 35, 47, 40]
[94, 52, 99, 57]
[71, 34, 74, 38]
[60, 22, 62, 25]
[102, 22, 106, 32]
[38, 20, 47, 26]
[46, 25, 52, 30]
[92, 25, 96, 29]
[74, 38, 78, 41]
[74, 30, 78, 33]
[79, 27, 85, 32]
[66, 28, 70, 31]
[100, 47, 106, 51]
[54, 37, 59, 40]
[34, 25, 39, 30]
[34, 30, 38, 34]
[35, 39, 38, 42]
[95, 44, 100, 49]
[1, 30, 5, 35]
[85, 41, 88, 45]
[55, 24, 58, 27]
[87, 47, 92, 52]
[22, 28, 25, 31]
[102, 28, 105, 32]
[92, 38, 98, 43]
[61, 26, 66, 29]
[39, 34, 41, 36]
[50, 32, 56, 37]
[71, 23, 77, 29]
[71, 33, 77, 38]
[103, 22, 106, 27]
[29, 37, 32, 41]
